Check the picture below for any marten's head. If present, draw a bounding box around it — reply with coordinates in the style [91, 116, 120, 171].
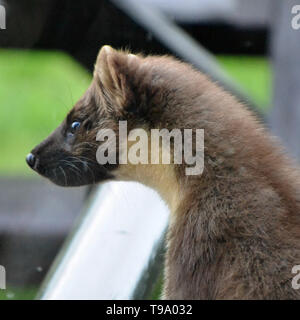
[26, 45, 201, 207]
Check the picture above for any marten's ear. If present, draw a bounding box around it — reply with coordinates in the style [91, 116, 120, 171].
[94, 45, 136, 114]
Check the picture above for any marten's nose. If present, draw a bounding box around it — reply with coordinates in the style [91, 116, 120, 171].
[26, 153, 36, 168]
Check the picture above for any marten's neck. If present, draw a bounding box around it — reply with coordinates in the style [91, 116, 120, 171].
[117, 162, 183, 214]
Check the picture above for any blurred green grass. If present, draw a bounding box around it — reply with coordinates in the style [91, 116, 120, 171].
[0, 286, 37, 300]
[0, 49, 92, 176]
[218, 55, 272, 109]
[0, 50, 271, 175]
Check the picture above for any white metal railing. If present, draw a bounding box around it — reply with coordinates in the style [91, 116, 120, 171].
[38, 182, 168, 299]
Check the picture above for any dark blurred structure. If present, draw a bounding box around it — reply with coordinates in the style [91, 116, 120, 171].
[0, 179, 86, 287]
[0, 0, 270, 72]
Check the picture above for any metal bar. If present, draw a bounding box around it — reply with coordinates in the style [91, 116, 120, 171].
[38, 182, 168, 299]
[111, 0, 261, 115]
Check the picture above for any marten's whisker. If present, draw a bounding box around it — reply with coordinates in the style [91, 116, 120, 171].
[68, 156, 96, 183]
[76, 142, 98, 148]
[60, 159, 82, 176]
[59, 166, 67, 186]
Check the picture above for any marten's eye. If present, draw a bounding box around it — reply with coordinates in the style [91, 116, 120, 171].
[70, 121, 81, 134]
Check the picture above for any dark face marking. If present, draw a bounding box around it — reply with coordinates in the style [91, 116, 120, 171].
[27, 84, 115, 187]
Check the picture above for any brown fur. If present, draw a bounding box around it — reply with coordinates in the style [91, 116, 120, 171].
[29, 45, 300, 299]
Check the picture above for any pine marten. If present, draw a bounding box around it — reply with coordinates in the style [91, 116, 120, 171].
[26, 45, 300, 299]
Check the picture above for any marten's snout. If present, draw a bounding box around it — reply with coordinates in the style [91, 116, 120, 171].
[26, 153, 36, 169]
